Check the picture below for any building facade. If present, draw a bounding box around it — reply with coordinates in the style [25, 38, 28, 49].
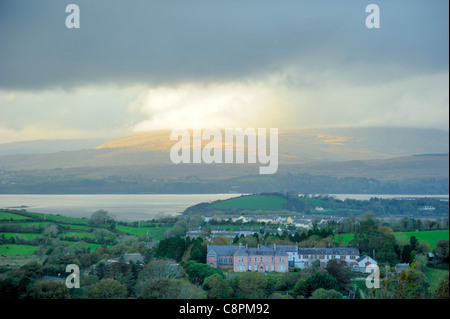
[207, 245, 377, 273]
[208, 244, 295, 273]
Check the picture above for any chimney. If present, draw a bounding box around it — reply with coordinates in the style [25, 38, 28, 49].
[274, 244, 276, 250]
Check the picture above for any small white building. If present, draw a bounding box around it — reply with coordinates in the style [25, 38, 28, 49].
[291, 248, 361, 269]
[356, 255, 377, 269]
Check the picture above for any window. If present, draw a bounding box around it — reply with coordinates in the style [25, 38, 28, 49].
[332, 255, 336, 259]
[277, 265, 286, 272]
[260, 257, 263, 262]
[266, 257, 268, 262]
[249, 264, 252, 271]
[350, 255, 356, 260]
[271, 257, 274, 262]
[265, 264, 268, 271]
[340, 255, 345, 260]
[271, 264, 274, 271]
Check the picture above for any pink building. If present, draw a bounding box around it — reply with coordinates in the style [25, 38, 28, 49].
[207, 244, 296, 273]
[207, 245, 371, 272]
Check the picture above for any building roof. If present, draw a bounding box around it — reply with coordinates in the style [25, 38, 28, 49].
[298, 248, 360, 255]
[207, 245, 239, 256]
[208, 245, 361, 258]
[356, 255, 369, 262]
[208, 244, 298, 257]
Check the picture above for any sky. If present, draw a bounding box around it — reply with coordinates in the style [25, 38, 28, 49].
[0, 0, 448, 144]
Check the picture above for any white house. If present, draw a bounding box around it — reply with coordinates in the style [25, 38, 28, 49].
[292, 248, 361, 269]
[356, 255, 377, 269]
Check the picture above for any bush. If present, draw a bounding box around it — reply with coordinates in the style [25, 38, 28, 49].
[293, 271, 339, 298]
[310, 288, 343, 299]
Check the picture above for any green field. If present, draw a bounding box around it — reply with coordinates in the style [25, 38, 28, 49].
[1, 233, 42, 241]
[209, 194, 287, 210]
[336, 230, 449, 249]
[116, 225, 172, 241]
[0, 211, 32, 221]
[393, 231, 449, 249]
[26, 212, 89, 224]
[0, 244, 38, 256]
[425, 266, 449, 291]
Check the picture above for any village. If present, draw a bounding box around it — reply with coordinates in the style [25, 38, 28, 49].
[186, 208, 340, 240]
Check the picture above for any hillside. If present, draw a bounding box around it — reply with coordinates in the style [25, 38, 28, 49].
[0, 127, 448, 171]
[0, 127, 448, 194]
[183, 193, 450, 218]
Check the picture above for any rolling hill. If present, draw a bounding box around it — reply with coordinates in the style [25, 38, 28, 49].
[0, 127, 448, 194]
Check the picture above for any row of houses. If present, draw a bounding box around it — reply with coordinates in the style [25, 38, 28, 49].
[201, 215, 317, 228]
[207, 244, 377, 273]
[186, 226, 301, 240]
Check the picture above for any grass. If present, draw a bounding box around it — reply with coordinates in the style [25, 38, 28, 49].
[393, 230, 449, 249]
[63, 241, 107, 251]
[1, 233, 42, 241]
[425, 266, 449, 291]
[209, 194, 287, 210]
[304, 197, 326, 207]
[0, 211, 32, 221]
[25, 212, 89, 224]
[0, 244, 38, 256]
[62, 231, 96, 239]
[335, 230, 449, 249]
[116, 225, 171, 240]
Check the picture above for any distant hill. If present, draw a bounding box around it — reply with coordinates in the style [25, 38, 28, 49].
[0, 127, 448, 170]
[0, 138, 110, 157]
[0, 127, 448, 194]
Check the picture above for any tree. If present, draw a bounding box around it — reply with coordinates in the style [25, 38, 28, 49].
[433, 273, 449, 299]
[30, 280, 71, 299]
[138, 278, 206, 299]
[88, 278, 128, 299]
[433, 239, 449, 265]
[310, 288, 343, 299]
[183, 260, 224, 285]
[325, 259, 352, 293]
[166, 218, 188, 237]
[93, 229, 116, 244]
[139, 259, 185, 281]
[275, 272, 302, 291]
[350, 218, 400, 266]
[293, 271, 339, 298]
[90, 210, 114, 226]
[237, 272, 270, 299]
[377, 240, 400, 266]
[203, 274, 234, 299]
[103, 260, 135, 294]
[189, 238, 206, 263]
[381, 262, 430, 299]
[155, 236, 187, 261]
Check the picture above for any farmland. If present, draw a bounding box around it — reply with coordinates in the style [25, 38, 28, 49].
[336, 230, 449, 249]
[0, 209, 175, 269]
[184, 192, 449, 219]
[209, 194, 288, 210]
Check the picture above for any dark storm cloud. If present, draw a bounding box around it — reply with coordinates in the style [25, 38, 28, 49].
[0, 0, 448, 90]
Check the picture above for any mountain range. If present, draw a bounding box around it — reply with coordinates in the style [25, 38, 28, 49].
[0, 127, 448, 194]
